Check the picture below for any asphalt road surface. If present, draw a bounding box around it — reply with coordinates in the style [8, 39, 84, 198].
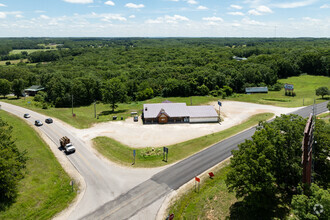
[0, 102, 163, 220]
[82, 101, 329, 220]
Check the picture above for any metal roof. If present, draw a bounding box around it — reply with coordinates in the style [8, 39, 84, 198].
[187, 106, 218, 118]
[143, 103, 218, 119]
[25, 85, 44, 92]
[245, 87, 268, 93]
[143, 103, 189, 119]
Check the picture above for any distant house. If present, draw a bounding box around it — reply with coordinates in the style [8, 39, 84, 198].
[24, 85, 44, 96]
[142, 103, 218, 124]
[233, 56, 247, 61]
[245, 87, 268, 94]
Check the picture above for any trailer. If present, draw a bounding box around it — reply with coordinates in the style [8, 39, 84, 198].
[60, 136, 76, 154]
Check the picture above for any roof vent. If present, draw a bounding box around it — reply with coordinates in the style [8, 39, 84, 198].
[145, 107, 148, 111]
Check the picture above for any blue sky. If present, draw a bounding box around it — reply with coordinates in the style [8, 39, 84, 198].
[0, 0, 329, 37]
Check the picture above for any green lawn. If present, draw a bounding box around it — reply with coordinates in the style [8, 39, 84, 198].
[168, 161, 236, 219]
[1, 96, 217, 129]
[0, 59, 29, 65]
[9, 49, 57, 55]
[93, 113, 274, 167]
[1, 75, 328, 129]
[0, 111, 76, 219]
[228, 75, 330, 107]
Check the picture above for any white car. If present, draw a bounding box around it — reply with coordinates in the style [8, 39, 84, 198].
[24, 113, 31, 118]
[35, 120, 43, 126]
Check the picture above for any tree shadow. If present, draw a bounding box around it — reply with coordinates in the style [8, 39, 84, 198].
[228, 199, 288, 220]
[99, 109, 126, 116]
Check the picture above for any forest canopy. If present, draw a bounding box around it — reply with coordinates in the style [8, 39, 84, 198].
[0, 38, 329, 107]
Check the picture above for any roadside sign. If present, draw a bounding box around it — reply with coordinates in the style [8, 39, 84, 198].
[195, 177, 200, 182]
[284, 83, 294, 90]
[133, 150, 136, 157]
[218, 100, 222, 106]
[169, 214, 174, 220]
[208, 172, 215, 178]
[163, 147, 168, 153]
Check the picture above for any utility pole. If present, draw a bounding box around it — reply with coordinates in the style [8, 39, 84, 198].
[72, 94, 74, 115]
[94, 101, 96, 118]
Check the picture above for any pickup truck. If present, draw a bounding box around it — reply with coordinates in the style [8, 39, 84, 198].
[60, 136, 76, 154]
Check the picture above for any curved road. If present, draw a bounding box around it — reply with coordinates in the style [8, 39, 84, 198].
[0, 101, 164, 220]
[0, 101, 328, 220]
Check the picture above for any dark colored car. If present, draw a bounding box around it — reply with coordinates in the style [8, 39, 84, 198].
[134, 116, 138, 122]
[45, 118, 53, 124]
[35, 120, 43, 126]
[24, 113, 31, 118]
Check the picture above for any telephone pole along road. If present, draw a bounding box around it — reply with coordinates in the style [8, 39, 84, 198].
[83, 101, 329, 220]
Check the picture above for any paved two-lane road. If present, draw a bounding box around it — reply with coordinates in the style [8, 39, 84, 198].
[83, 101, 328, 219]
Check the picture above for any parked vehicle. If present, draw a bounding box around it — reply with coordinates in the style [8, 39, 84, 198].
[24, 113, 31, 118]
[134, 116, 138, 122]
[45, 118, 53, 124]
[59, 136, 76, 154]
[35, 120, 43, 126]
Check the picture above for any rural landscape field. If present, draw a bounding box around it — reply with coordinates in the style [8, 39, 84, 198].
[0, 0, 329, 219]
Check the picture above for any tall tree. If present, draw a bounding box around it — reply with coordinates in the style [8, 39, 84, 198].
[0, 79, 11, 98]
[0, 118, 27, 211]
[316, 87, 329, 99]
[102, 78, 127, 112]
[11, 79, 25, 99]
[226, 114, 306, 218]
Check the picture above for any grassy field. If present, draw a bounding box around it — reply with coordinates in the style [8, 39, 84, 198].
[229, 75, 330, 107]
[9, 48, 57, 55]
[1, 75, 328, 128]
[167, 161, 236, 219]
[93, 113, 273, 167]
[1, 96, 217, 129]
[0, 59, 29, 65]
[0, 111, 76, 219]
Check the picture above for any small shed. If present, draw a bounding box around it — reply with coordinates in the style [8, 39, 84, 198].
[245, 87, 268, 94]
[24, 85, 45, 96]
[187, 106, 218, 123]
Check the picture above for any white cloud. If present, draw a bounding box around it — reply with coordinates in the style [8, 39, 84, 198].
[169, 0, 179, 1]
[125, 3, 144, 9]
[16, 14, 23, 18]
[256, 5, 272, 13]
[146, 15, 189, 24]
[320, 4, 330, 8]
[129, 15, 135, 18]
[186, 0, 198, 5]
[0, 3, 7, 7]
[40, 15, 50, 19]
[91, 12, 126, 21]
[197, 5, 208, 10]
[228, 12, 244, 16]
[63, 0, 93, 4]
[104, 1, 115, 6]
[273, 0, 316, 9]
[202, 16, 223, 22]
[0, 12, 6, 18]
[242, 17, 265, 25]
[303, 17, 320, 22]
[248, 9, 262, 15]
[35, 10, 46, 13]
[230, 4, 242, 10]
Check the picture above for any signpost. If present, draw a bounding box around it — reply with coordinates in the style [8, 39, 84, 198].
[163, 147, 168, 162]
[132, 150, 136, 165]
[218, 100, 222, 122]
[70, 180, 74, 192]
[284, 83, 294, 96]
[195, 176, 200, 192]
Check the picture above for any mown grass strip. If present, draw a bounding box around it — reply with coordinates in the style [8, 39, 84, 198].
[0, 111, 76, 219]
[168, 162, 236, 219]
[93, 113, 274, 167]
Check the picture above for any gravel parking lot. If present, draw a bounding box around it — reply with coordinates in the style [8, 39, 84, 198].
[71, 101, 302, 148]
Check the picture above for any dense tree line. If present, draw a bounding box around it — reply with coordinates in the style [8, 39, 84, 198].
[226, 115, 330, 219]
[0, 38, 329, 108]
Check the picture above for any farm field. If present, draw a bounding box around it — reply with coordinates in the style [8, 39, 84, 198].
[228, 75, 330, 107]
[9, 48, 57, 55]
[92, 113, 273, 167]
[0, 111, 76, 219]
[0, 59, 28, 65]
